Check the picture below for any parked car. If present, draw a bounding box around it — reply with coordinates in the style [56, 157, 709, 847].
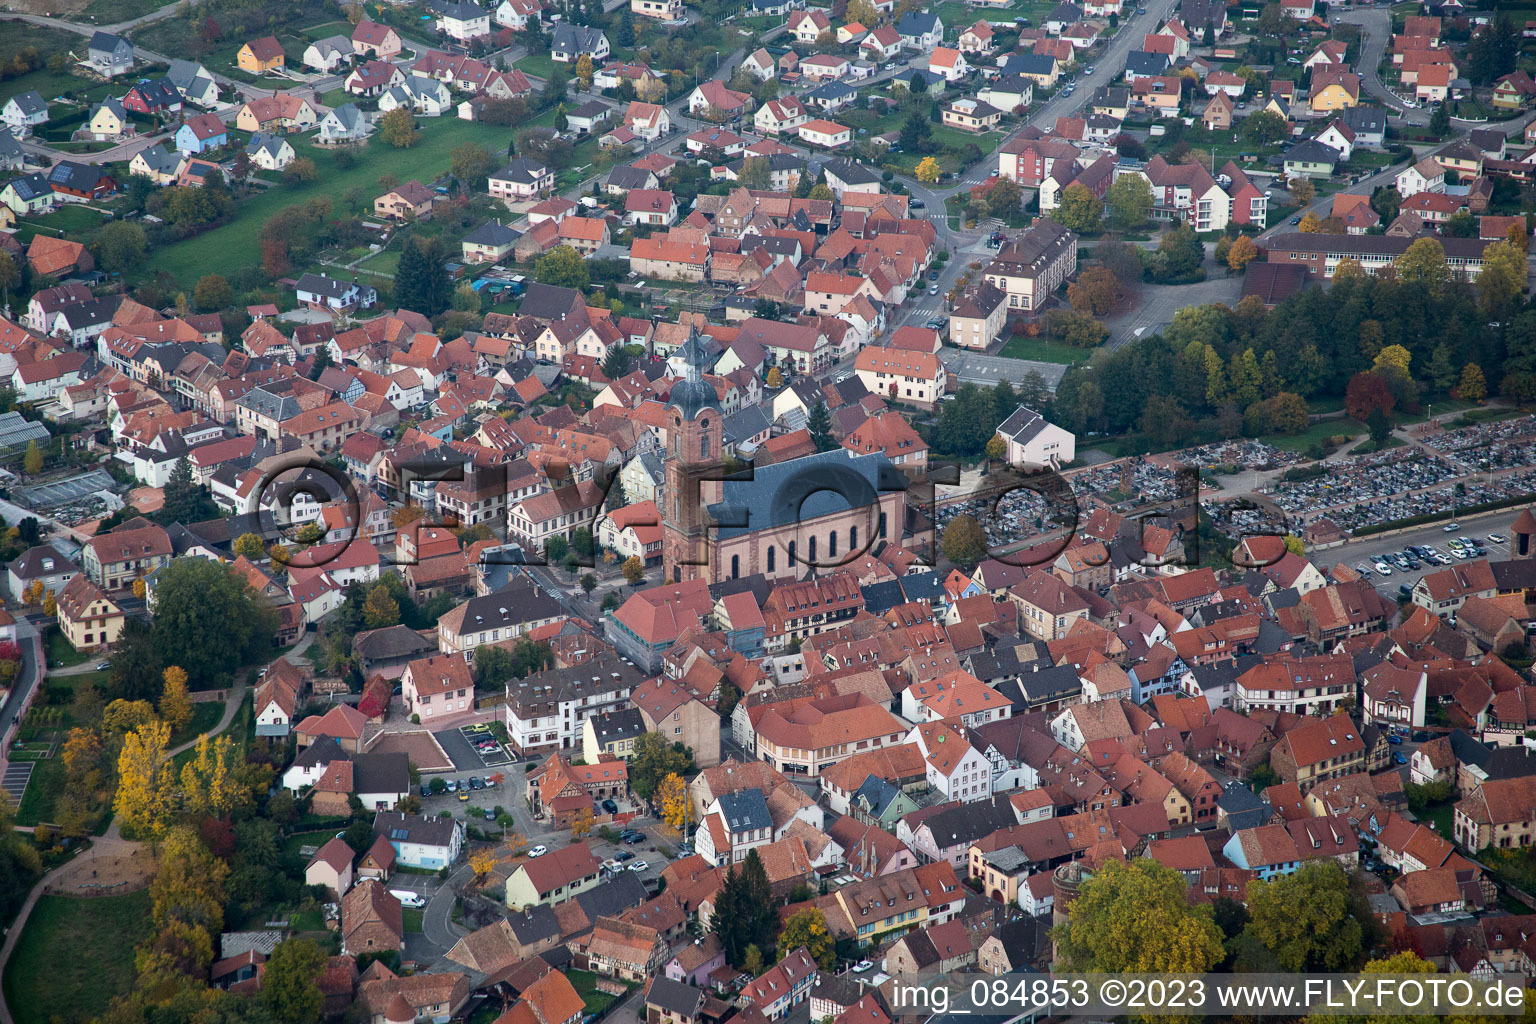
[445, 779, 457, 792]
[458, 789, 469, 801]
[1394, 752, 1408, 765]
[623, 832, 646, 844]
[601, 798, 618, 813]
[909, 197, 925, 209]
[420, 783, 431, 797]
[628, 860, 649, 872]
[483, 807, 496, 821]
[482, 775, 496, 788]
[1387, 734, 1403, 744]
[853, 961, 874, 973]
[390, 890, 427, 909]
[527, 845, 548, 857]
[468, 776, 483, 790]
[1489, 533, 1507, 544]
[616, 850, 636, 862]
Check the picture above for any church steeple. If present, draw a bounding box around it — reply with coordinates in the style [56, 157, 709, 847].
[662, 323, 722, 584]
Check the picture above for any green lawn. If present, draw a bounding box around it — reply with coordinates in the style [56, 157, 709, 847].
[403, 907, 425, 933]
[80, 0, 167, 22]
[169, 700, 224, 748]
[994, 335, 1091, 364]
[567, 969, 628, 1014]
[514, 52, 562, 81]
[22, 205, 108, 236]
[44, 626, 91, 668]
[1259, 417, 1364, 453]
[0, 25, 102, 105]
[146, 117, 507, 287]
[15, 756, 65, 828]
[3, 891, 152, 1024]
[1421, 800, 1455, 840]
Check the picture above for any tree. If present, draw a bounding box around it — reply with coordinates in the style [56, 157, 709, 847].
[22, 440, 42, 476]
[1066, 265, 1120, 315]
[1466, 13, 1517, 85]
[570, 807, 594, 838]
[779, 908, 836, 969]
[1288, 176, 1315, 206]
[1053, 858, 1225, 973]
[657, 772, 693, 829]
[535, 245, 590, 290]
[96, 221, 148, 273]
[151, 558, 276, 680]
[898, 112, 933, 153]
[808, 184, 833, 202]
[630, 732, 693, 802]
[1139, 394, 1194, 447]
[180, 735, 246, 819]
[282, 157, 318, 185]
[1297, 212, 1323, 233]
[1105, 173, 1152, 229]
[233, 533, 266, 560]
[159, 666, 192, 734]
[1367, 405, 1391, 448]
[580, 572, 597, 595]
[1243, 861, 1362, 972]
[1345, 372, 1394, 422]
[42, 590, 56, 617]
[1054, 184, 1103, 234]
[985, 434, 1007, 460]
[742, 944, 765, 976]
[378, 107, 420, 148]
[192, 275, 232, 313]
[262, 939, 327, 1024]
[115, 719, 175, 841]
[103, 699, 157, 736]
[1241, 110, 1287, 146]
[469, 849, 498, 884]
[472, 644, 514, 690]
[1226, 235, 1260, 272]
[1457, 363, 1487, 403]
[1153, 223, 1204, 282]
[737, 155, 772, 191]
[941, 514, 988, 568]
[1480, 239, 1526, 318]
[713, 849, 777, 967]
[914, 156, 941, 183]
[807, 401, 835, 453]
[363, 583, 400, 629]
[846, 0, 878, 24]
[622, 555, 645, 586]
[393, 237, 451, 317]
[602, 342, 632, 380]
[450, 143, 496, 191]
[1370, 186, 1401, 224]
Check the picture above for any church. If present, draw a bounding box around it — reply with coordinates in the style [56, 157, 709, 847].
[662, 329, 908, 585]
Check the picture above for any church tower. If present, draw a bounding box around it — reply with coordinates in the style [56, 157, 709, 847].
[1514, 507, 1536, 560]
[662, 327, 723, 584]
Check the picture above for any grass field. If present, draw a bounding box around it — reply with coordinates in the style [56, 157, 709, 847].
[0, 24, 106, 106]
[1259, 417, 1364, 453]
[146, 116, 507, 287]
[514, 52, 562, 81]
[45, 626, 92, 668]
[81, 0, 167, 23]
[995, 335, 1090, 364]
[3, 891, 152, 1023]
[403, 907, 425, 933]
[170, 701, 225, 748]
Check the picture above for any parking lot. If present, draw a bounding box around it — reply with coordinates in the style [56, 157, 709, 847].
[433, 724, 515, 773]
[1, 762, 31, 804]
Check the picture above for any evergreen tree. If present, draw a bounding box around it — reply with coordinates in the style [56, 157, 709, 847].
[807, 401, 835, 452]
[991, 380, 1017, 424]
[602, 343, 632, 380]
[617, 8, 635, 46]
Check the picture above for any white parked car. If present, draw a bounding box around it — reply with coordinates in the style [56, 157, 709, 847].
[527, 845, 548, 857]
[389, 890, 427, 909]
[1372, 562, 1391, 575]
[628, 859, 649, 872]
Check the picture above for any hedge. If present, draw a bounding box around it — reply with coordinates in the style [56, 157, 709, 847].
[1350, 491, 1536, 537]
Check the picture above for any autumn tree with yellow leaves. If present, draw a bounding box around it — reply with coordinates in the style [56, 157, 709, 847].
[469, 848, 499, 885]
[914, 156, 941, 183]
[41, 590, 55, 617]
[115, 718, 176, 841]
[657, 772, 693, 831]
[180, 735, 246, 819]
[160, 666, 193, 733]
[570, 806, 595, 839]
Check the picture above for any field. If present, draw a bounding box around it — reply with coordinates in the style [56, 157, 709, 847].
[80, 0, 167, 22]
[0, 23, 105, 106]
[146, 116, 511, 287]
[2, 891, 152, 1024]
[995, 334, 1091, 364]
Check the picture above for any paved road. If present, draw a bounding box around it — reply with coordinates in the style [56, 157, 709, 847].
[0, 619, 43, 775]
